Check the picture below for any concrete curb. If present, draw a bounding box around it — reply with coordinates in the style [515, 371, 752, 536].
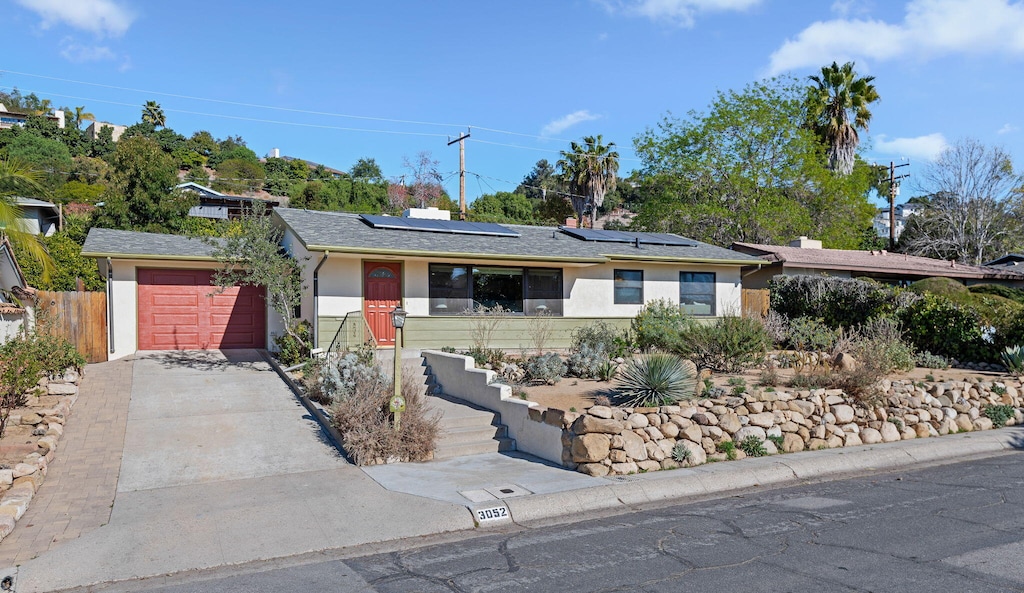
[503, 426, 1024, 526]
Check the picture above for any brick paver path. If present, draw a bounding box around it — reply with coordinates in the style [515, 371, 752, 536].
[0, 357, 133, 565]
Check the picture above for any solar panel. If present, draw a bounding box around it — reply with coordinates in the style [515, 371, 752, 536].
[558, 227, 697, 247]
[360, 214, 520, 237]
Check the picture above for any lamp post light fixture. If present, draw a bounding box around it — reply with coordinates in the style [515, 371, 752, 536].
[389, 306, 407, 430]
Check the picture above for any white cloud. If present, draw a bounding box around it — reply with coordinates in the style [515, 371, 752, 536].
[541, 110, 602, 137]
[598, 0, 762, 28]
[59, 38, 116, 62]
[15, 0, 135, 37]
[874, 133, 949, 161]
[767, 0, 1024, 74]
[997, 123, 1018, 135]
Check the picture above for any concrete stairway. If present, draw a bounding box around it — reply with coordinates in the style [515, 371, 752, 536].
[418, 359, 515, 460]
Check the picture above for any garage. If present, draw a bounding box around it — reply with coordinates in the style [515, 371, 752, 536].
[137, 268, 266, 350]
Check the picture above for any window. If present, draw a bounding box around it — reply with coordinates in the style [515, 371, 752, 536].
[680, 272, 715, 316]
[428, 264, 562, 316]
[613, 269, 643, 304]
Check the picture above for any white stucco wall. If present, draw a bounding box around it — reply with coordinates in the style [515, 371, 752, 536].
[0, 312, 24, 343]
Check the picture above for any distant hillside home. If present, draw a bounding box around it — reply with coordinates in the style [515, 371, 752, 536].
[176, 182, 280, 220]
[0, 238, 35, 342]
[266, 148, 346, 179]
[872, 202, 923, 241]
[732, 237, 1024, 288]
[85, 121, 127, 142]
[0, 103, 65, 129]
[13, 197, 60, 237]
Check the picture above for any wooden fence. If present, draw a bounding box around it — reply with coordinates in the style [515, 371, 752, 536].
[741, 288, 770, 318]
[38, 291, 108, 363]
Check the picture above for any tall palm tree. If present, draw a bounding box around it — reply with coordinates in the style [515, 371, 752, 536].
[0, 158, 52, 278]
[806, 61, 880, 176]
[556, 135, 619, 228]
[73, 106, 96, 129]
[141, 100, 166, 128]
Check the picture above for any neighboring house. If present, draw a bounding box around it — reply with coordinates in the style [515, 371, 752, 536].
[85, 121, 127, 142]
[872, 202, 922, 241]
[0, 104, 65, 129]
[733, 237, 1024, 288]
[0, 238, 34, 342]
[985, 253, 1024, 272]
[82, 207, 762, 359]
[13, 197, 60, 237]
[176, 182, 280, 220]
[266, 148, 346, 179]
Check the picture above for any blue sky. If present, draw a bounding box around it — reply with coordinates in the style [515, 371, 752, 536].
[2, 0, 1024, 205]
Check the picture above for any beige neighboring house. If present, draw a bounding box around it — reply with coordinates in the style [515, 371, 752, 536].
[732, 237, 1024, 288]
[85, 121, 127, 142]
[0, 238, 35, 342]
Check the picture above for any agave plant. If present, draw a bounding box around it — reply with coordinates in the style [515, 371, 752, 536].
[1002, 345, 1024, 375]
[614, 353, 696, 408]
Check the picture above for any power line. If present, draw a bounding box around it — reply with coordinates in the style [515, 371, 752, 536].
[468, 138, 640, 162]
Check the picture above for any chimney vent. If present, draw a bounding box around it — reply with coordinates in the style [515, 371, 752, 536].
[789, 236, 822, 249]
[564, 217, 578, 229]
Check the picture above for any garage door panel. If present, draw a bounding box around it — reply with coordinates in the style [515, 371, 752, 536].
[138, 269, 265, 351]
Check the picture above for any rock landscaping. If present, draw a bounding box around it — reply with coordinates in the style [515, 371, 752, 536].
[557, 377, 1024, 476]
[0, 369, 81, 541]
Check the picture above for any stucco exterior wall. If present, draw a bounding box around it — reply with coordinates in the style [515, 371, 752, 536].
[0, 312, 24, 343]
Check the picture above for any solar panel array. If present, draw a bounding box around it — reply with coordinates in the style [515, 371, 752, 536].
[360, 214, 520, 237]
[558, 227, 697, 247]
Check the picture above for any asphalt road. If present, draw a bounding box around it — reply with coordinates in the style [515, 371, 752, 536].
[89, 451, 1024, 593]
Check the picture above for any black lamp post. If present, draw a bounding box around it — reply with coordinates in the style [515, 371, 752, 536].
[390, 306, 407, 429]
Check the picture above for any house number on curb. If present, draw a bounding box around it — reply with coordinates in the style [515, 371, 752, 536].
[475, 506, 510, 523]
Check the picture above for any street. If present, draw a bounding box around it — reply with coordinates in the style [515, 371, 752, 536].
[82, 449, 1024, 593]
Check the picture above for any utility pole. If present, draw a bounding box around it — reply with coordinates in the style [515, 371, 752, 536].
[886, 161, 911, 251]
[448, 129, 471, 220]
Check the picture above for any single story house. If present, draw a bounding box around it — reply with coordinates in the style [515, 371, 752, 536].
[13, 197, 60, 237]
[985, 253, 1024, 272]
[0, 238, 34, 342]
[732, 237, 1024, 289]
[82, 207, 763, 359]
[176, 182, 280, 220]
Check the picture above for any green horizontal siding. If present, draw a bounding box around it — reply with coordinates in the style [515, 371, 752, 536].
[401, 316, 631, 351]
[318, 312, 373, 351]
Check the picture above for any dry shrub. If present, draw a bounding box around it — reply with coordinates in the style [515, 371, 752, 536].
[330, 365, 439, 465]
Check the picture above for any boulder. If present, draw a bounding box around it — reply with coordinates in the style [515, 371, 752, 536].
[860, 427, 883, 444]
[621, 430, 648, 461]
[782, 433, 805, 452]
[659, 421, 680, 439]
[637, 460, 662, 472]
[626, 413, 650, 429]
[680, 424, 703, 443]
[844, 433, 863, 447]
[571, 434, 611, 463]
[717, 412, 742, 434]
[610, 462, 639, 475]
[914, 423, 932, 438]
[588, 405, 613, 419]
[747, 412, 775, 428]
[832, 404, 856, 424]
[955, 415, 974, 432]
[571, 415, 624, 434]
[833, 352, 857, 372]
[790, 400, 816, 416]
[673, 439, 707, 466]
[973, 417, 994, 431]
[735, 426, 767, 442]
[578, 463, 610, 477]
[47, 383, 77, 396]
[20, 413, 42, 426]
[880, 422, 901, 442]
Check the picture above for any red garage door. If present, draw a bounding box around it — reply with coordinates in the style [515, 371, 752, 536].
[137, 269, 266, 350]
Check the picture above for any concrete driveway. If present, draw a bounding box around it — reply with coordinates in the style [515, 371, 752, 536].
[15, 350, 473, 593]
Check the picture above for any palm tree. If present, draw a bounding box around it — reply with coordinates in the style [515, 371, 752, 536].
[0, 158, 52, 278]
[556, 135, 619, 228]
[806, 61, 880, 175]
[141, 100, 166, 128]
[72, 106, 96, 129]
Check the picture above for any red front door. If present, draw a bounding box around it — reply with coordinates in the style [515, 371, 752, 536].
[363, 262, 401, 346]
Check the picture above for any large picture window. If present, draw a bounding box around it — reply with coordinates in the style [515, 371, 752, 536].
[428, 264, 562, 315]
[680, 272, 715, 316]
[613, 269, 643, 304]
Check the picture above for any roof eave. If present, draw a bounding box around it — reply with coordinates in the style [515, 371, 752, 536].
[80, 251, 218, 262]
[303, 244, 607, 264]
[605, 254, 764, 266]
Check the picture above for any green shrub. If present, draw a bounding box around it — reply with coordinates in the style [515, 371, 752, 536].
[908, 277, 969, 298]
[614, 353, 697, 408]
[526, 353, 567, 384]
[716, 440, 737, 460]
[466, 346, 505, 367]
[915, 351, 950, 370]
[727, 376, 747, 396]
[306, 352, 389, 405]
[675, 316, 770, 373]
[770, 275, 918, 328]
[567, 342, 607, 379]
[983, 404, 1015, 428]
[766, 434, 785, 450]
[858, 317, 915, 373]
[738, 435, 768, 457]
[787, 317, 838, 353]
[597, 361, 618, 382]
[970, 284, 1024, 304]
[571, 320, 626, 358]
[631, 299, 688, 352]
[274, 320, 312, 367]
[0, 333, 48, 438]
[901, 294, 988, 361]
[1001, 345, 1024, 374]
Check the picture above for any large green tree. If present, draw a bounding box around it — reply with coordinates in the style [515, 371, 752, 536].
[93, 136, 195, 233]
[468, 192, 534, 223]
[632, 77, 875, 248]
[806, 61, 879, 175]
[557, 136, 619, 228]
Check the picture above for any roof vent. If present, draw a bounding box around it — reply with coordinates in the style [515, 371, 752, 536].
[789, 236, 822, 249]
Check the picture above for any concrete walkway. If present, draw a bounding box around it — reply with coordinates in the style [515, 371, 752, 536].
[0, 357, 133, 566]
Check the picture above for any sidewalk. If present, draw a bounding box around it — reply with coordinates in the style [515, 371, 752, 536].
[0, 357, 134, 566]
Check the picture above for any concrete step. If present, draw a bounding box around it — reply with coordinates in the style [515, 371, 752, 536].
[433, 437, 517, 460]
[438, 423, 509, 446]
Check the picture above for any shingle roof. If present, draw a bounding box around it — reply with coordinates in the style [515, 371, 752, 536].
[82, 228, 224, 259]
[732, 242, 1024, 280]
[276, 209, 763, 265]
[13, 197, 59, 214]
[985, 253, 1024, 269]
